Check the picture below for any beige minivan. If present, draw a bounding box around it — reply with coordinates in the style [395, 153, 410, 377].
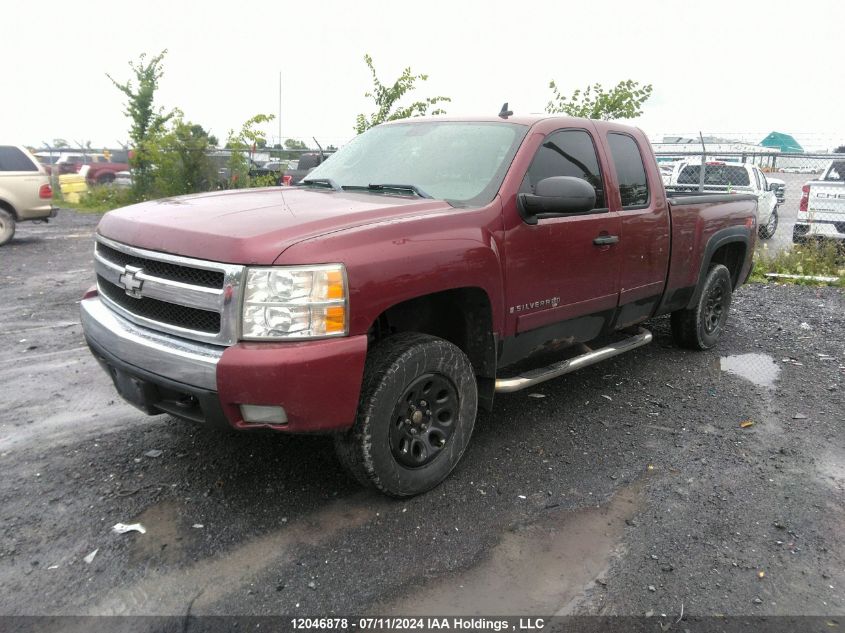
[0, 145, 54, 245]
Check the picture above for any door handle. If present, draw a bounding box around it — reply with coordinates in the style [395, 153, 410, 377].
[593, 235, 619, 246]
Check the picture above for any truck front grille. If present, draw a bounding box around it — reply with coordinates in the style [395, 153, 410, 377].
[97, 242, 224, 289]
[94, 235, 245, 345]
[97, 275, 222, 333]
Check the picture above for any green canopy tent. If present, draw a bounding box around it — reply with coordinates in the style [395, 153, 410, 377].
[760, 131, 804, 153]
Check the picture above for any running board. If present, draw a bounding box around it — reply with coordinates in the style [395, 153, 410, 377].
[494, 327, 653, 393]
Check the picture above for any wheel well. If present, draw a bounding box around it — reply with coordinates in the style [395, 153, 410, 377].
[709, 241, 746, 288]
[0, 199, 17, 220]
[369, 288, 497, 409]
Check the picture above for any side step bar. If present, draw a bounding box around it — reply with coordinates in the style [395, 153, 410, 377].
[494, 327, 653, 393]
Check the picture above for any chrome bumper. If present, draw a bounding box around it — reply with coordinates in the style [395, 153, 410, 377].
[81, 297, 224, 391]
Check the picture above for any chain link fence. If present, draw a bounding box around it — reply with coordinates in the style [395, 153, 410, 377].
[651, 134, 845, 254]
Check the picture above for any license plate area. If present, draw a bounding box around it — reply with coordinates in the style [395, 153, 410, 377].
[110, 367, 160, 415]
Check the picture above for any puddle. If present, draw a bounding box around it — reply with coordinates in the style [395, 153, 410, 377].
[88, 495, 386, 615]
[381, 481, 645, 616]
[127, 501, 187, 565]
[720, 353, 781, 388]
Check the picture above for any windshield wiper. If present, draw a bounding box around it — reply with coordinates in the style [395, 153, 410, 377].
[366, 183, 433, 199]
[301, 178, 343, 191]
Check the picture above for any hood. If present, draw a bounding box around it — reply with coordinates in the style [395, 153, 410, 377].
[97, 187, 453, 264]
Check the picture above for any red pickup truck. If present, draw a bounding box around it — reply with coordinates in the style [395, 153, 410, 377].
[80, 115, 757, 496]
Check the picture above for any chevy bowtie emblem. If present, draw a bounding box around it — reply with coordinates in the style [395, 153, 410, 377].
[118, 265, 144, 298]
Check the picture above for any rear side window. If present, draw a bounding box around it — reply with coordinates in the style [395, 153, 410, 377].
[0, 146, 38, 172]
[678, 164, 750, 187]
[522, 129, 606, 208]
[607, 133, 649, 207]
[824, 161, 845, 182]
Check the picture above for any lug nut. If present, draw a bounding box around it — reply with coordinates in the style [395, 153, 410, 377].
[420, 400, 427, 407]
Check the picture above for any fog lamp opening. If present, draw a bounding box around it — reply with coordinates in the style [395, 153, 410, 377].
[240, 404, 288, 425]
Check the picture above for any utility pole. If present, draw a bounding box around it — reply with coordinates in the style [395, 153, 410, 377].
[278, 72, 282, 154]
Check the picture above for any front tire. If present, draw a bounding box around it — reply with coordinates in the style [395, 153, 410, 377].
[670, 264, 733, 350]
[335, 333, 477, 497]
[758, 207, 778, 240]
[0, 207, 16, 246]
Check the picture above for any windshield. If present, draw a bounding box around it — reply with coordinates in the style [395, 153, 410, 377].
[304, 121, 528, 205]
[677, 164, 750, 186]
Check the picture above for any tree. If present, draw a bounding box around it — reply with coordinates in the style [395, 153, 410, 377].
[546, 79, 653, 120]
[52, 139, 69, 149]
[225, 113, 275, 188]
[835, 145, 845, 154]
[284, 138, 308, 150]
[107, 50, 175, 198]
[150, 117, 216, 197]
[354, 54, 450, 134]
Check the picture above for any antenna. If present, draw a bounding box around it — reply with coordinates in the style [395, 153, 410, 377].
[498, 102, 513, 119]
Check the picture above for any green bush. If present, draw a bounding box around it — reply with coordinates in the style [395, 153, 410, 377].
[751, 240, 844, 286]
[76, 186, 140, 212]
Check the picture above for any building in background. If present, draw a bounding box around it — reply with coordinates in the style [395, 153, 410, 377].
[760, 131, 804, 153]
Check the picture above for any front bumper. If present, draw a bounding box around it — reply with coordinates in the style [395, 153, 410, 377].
[81, 296, 369, 433]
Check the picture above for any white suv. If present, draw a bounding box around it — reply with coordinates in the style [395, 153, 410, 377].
[0, 145, 54, 245]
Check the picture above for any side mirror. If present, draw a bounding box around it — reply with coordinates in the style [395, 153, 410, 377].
[517, 176, 597, 225]
[768, 183, 778, 191]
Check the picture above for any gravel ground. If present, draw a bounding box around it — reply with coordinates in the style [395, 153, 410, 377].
[0, 209, 842, 619]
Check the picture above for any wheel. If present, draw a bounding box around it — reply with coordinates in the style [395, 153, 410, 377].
[334, 333, 477, 497]
[758, 207, 778, 240]
[98, 172, 116, 185]
[670, 264, 733, 350]
[0, 206, 16, 246]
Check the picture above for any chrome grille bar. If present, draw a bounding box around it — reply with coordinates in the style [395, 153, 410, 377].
[94, 235, 245, 346]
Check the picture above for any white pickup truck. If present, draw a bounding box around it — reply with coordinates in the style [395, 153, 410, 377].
[668, 160, 779, 240]
[794, 160, 845, 243]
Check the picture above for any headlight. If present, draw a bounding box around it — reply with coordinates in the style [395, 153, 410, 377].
[241, 264, 347, 339]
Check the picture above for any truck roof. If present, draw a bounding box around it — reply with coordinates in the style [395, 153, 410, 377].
[380, 114, 600, 128]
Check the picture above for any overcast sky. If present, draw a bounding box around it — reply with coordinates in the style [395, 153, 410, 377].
[4, 0, 844, 151]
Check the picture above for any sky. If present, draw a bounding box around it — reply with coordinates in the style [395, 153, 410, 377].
[3, 0, 844, 152]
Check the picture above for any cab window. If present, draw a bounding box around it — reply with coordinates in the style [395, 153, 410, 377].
[607, 133, 649, 207]
[521, 129, 606, 209]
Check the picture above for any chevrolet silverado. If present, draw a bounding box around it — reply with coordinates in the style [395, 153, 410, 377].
[80, 115, 758, 496]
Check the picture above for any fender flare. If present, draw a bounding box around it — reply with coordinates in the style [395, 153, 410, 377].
[686, 226, 750, 310]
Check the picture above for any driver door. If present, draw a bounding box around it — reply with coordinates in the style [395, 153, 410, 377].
[503, 127, 621, 352]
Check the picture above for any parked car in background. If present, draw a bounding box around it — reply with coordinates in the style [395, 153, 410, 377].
[0, 145, 54, 245]
[668, 160, 779, 239]
[34, 152, 130, 183]
[208, 152, 276, 187]
[84, 158, 131, 185]
[286, 152, 330, 184]
[794, 160, 845, 243]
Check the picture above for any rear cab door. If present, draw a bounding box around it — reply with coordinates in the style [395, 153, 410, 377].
[752, 166, 777, 224]
[500, 121, 621, 363]
[596, 125, 670, 328]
